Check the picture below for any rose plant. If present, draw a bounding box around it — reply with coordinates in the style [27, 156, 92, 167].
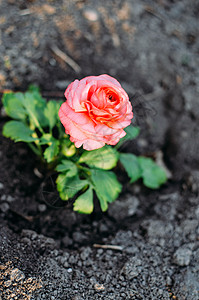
[2, 75, 167, 214]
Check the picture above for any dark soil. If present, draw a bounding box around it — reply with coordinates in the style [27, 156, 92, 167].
[0, 0, 199, 299]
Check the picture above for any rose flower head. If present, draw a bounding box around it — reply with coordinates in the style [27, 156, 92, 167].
[59, 74, 133, 150]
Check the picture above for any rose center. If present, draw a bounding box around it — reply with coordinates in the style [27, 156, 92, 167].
[108, 94, 113, 101]
[107, 92, 117, 102]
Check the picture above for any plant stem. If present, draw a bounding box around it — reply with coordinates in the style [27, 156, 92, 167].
[76, 164, 90, 174]
[28, 143, 42, 156]
[57, 122, 64, 139]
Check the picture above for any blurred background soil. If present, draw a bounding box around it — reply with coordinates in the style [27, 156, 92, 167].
[0, 0, 199, 299]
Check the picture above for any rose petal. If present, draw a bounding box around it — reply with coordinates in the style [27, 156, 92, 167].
[59, 103, 95, 139]
[82, 139, 105, 151]
[96, 74, 121, 87]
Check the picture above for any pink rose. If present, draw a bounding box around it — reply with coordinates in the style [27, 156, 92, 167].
[59, 74, 133, 150]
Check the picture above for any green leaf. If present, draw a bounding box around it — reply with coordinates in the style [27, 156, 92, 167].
[32, 91, 49, 128]
[56, 174, 88, 201]
[39, 133, 54, 145]
[116, 126, 140, 148]
[22, 92, 44, 130]
[56, 160, 78, 177]
[79, 145, 119, 170]
[2, 90, 48, 129]
[43, 140, 60, 163]
[120, 153, 142, 183]
[28, 84, 40, 93]
[44, 100, 61, 131]
[2, 92, 26, 121]
[90, 169, 122, 211]
[138, 157, 167, 189]
[2, 120, 37, 142]
[73, 187, 94, 214]
[61, 138, 76, 157]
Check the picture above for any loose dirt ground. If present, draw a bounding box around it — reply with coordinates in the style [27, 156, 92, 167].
[0, 0, 199, 299]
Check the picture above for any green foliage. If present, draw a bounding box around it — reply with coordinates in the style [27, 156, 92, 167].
[120, 154, 167, 189]
[44, 101, 62, 131]
[116, 125, 140, 148]
[3, 120, 38, 142]
[2, 93, 27, 121]
[22, 92, 46, 130]
[120, 153, 142, 183]
[44, 140, 60, 163]
[2, 86, 63, 160]
[28, 84, 40, 93]
[56, 160, 122, 213]
[2, 87, 168, 215]
[39, 133, 54, 145]
[56, 159, 89, 208]
[138, 157, 167, 189]
[73, 187, 93, 214]
[56, 173, 89, 201]
[56, 160, 78, 177]
[79, 145, 119, 170]
[90, 169, 122, 211]
[61, 139, 76, 157]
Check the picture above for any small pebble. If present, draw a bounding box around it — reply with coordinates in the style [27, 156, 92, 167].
[21, 229, 38, 240]
[49, 58, 56, 66]
[21, 237, 32, 246]
[0, 203, 9, 213]
[195, 206, 199, 218]
[62, 236, 73, 247]
[1, 195, 6, 201]
[94, 283, 105, 291]
[0, 182, 4, 190]
[72, 296, 83, 300]
[83, 9, 99, 22]
[38, 204, 47, 212]
[108, 195, 139, 220]
[80, 247, 91, 260]
[4, 280, 12, 287]
[7, 195, 15, 202]
[166, 276, 172, 286]
[173, 247, 192, 266]
[137, 138, 148, 148]
[10, 268, 25, 282]
[72, 232, 87, 243]
[67, 268, 72, 273]
[99, 223, 109, 233]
